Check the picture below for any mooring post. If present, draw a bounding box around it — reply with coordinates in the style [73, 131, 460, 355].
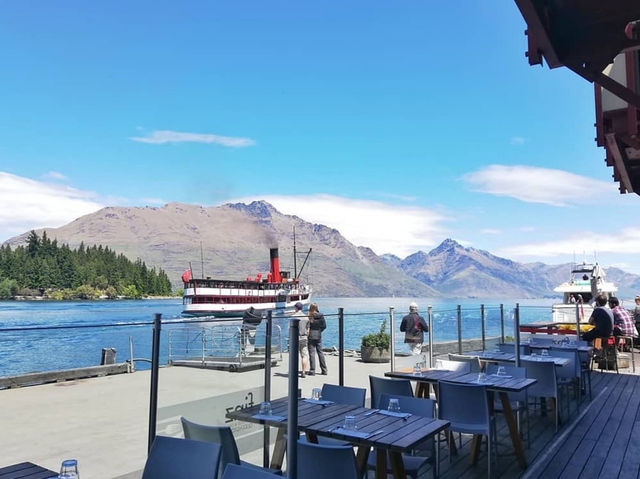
[389, 307, 395, 372]
[287, 315, 300, 478]
[427, 305, 434, 368]
[338, 308, 344, 386]
[481, 304, 486, 351]
[147, 313, 161, 453]
[263, 311, 273, 468]
[457, 305, 462, 354]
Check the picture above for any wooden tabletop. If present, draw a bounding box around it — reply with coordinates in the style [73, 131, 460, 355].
[385, 369, 537, 393]
[0, 462, 57, 479]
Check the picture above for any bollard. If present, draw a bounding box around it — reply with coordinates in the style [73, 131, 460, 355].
[389, 307, 395, 372]
[147, 313, 161, 453]
[287, 316, 300, 479]
[427, 306, 434, 368]
[338, 308, 344, 386]
[263, 311, 273, 468]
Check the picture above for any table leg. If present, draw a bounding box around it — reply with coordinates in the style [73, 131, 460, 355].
[389, 451, 406, 479]
[375, 448, 387, 479]
[270, 428, 287, 469]
[470, 435, 481, 465]
[416, 381, 428, 398]
[499, 391, 527, 469]
[355, 446, 370, 477]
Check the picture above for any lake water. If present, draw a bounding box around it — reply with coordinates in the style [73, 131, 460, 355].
[0, 297, 554, 377]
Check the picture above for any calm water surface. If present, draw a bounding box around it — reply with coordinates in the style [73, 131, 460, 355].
[0, 297, 554, 377]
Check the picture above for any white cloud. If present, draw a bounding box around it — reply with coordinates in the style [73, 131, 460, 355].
[462, 164, 616, 206]
[42, 171, 67, 181]
[0, 172, 103, 241]
[130, 130, 256, 147]
[520, 226, 536, 232]
[481, 228, 502, 235]
[510, 137, 526, 145]
[497, 228, 640, 259]
[230, 194, 448, 257]
[141, 197, 166, 206]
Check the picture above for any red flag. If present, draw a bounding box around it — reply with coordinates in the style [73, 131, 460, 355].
[181, 270, 192, 283]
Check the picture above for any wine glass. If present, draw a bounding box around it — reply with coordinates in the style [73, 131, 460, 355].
[541, 349, 549, 359]
[387, 398, 401, 413]
[413, 363, 421, 375]
[496, 366, 506, 377]
[59, 459, 79, 479]
[476, 372, 487, 383]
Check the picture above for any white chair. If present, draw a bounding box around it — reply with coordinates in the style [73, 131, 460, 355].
[521, 359, 560, 432]
[434, 359, 471, 373]
[437, 380, 496, 478]
[447, 354, 482, 372]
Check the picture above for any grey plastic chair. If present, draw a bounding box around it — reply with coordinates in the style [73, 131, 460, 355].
[549, 348, 581, 416]
[321, 383, 366, 406]
[521, 359, 560, 432]
[367, 394, 438, 478]
[297, 440, 359, 479]
[181, 417, 282, 476]
[434, 359, 471, 373]
[485, 364, 530, 445]
[222, 463, 282, 479]
[437, 380, 496, 478]
[142, 435, 221, 479]
[369, 375, 414, 409]
[447, 354, 482, 372]
[497, 343, 531, 355]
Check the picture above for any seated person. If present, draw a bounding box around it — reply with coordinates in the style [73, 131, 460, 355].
[582, 293, 613, 342]
[610, 296, 638, 337]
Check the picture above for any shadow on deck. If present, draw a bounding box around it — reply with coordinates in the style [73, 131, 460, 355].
[435, 367, 640, 478]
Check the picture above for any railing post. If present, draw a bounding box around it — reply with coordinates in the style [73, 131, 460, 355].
[500, 304, 505, 344]
[338, 308, 344, 386]
[287, 315, 300, 479]
[389, 307, 395, 372]
[457, 305, 462, 354]
[201, 328, 206, 366]
[263, 311, 273, 468]
[129, 336, 135, 372]
[147, 313, 161, 453]
[514, 304, 521, 367]
[575, 303, 581, 339]
[481, 304, 486, 351]
[427, 305, 433, 368]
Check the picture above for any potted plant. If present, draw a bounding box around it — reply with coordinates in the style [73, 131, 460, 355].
[360, 320, 391, 363]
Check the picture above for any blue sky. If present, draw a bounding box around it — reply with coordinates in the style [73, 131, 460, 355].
[1, 1, 639, 273]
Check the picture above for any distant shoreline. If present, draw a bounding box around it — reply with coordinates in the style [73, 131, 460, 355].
[9, 295, 180, 301]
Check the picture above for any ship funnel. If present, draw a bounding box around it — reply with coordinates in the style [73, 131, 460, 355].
[270, 248, 281, 283]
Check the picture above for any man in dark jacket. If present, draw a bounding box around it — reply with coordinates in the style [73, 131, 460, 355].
[582, 294, 613, 342]
[400, 302, 429, 355]
[241, 307, 263, 353]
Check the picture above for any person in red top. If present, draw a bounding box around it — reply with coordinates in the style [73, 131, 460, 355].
[400, 302, 429, 355]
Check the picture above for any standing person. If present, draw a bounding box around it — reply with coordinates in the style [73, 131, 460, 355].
[400, 302, 429, 355]
[241, 306, 263, 353]
[307, 303, 327, 376]
[582, 294, 613, 342]
[293, 302, 310, 378]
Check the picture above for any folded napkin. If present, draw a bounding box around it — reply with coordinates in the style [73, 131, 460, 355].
[490, 374, 512, 379]
[378, 410, 411, 419]
[331, 427, 372, 439]
[252, 414, 286, 422]
[303, 399, 335, 405]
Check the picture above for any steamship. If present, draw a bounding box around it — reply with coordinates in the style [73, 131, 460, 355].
[181, 247, 312, 317]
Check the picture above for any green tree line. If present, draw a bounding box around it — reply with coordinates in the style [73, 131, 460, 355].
[0, 231, 173, 300]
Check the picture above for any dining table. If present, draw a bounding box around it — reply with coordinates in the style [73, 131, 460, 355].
[385, 368, 537, 469]
[226, 395, 450, 479]
[0, 462, 57, 479]
[463, 350, 571, 367]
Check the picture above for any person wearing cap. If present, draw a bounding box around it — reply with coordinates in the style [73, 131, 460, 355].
[400, 302, 429, 355]
[293, 302, 310, 378]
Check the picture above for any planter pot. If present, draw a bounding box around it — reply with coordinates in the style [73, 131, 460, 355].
[360, 346, 390, 363]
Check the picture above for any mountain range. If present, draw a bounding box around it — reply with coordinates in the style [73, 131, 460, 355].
[4, 201, 640, 298]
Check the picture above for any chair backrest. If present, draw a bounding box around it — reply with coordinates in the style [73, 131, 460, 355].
[437, 381, 490, 431]
[181, 417, 240, 477]
[321, 384, 366, 406]
[549, 348, 580, 379]
[528, 335, 556, 347]
[369, 376, 413, 409]
[222, 463, 282, 479]
[379, 393, 435, 417]
[435, 359, 471, 373]
[520, 359, 558, 398]
[296, 440, 358, 479]
[497, 344, 530, 355]
[448, 354, 482, 372]
[485, 364, 527, 402]
[142, 436, 221, 479]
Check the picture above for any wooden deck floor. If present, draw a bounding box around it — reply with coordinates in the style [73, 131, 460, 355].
[434, 364, 640, 478]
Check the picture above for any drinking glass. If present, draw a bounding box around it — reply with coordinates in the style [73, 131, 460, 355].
[387, 398, 401, 413]
[496, 366, 506, 377]
[343, 415, 356, 430]
[413, 363, 421, 375]
[311, 388, 322, 401]
[541, 349, 549, 358]
[59, 459, 79, 479]
[530, 352, 538, 361]
[259, 401, 272, 415]
[476, 372, 487, 383]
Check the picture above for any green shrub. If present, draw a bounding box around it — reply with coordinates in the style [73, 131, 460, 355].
[361, 320, 390, 349]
